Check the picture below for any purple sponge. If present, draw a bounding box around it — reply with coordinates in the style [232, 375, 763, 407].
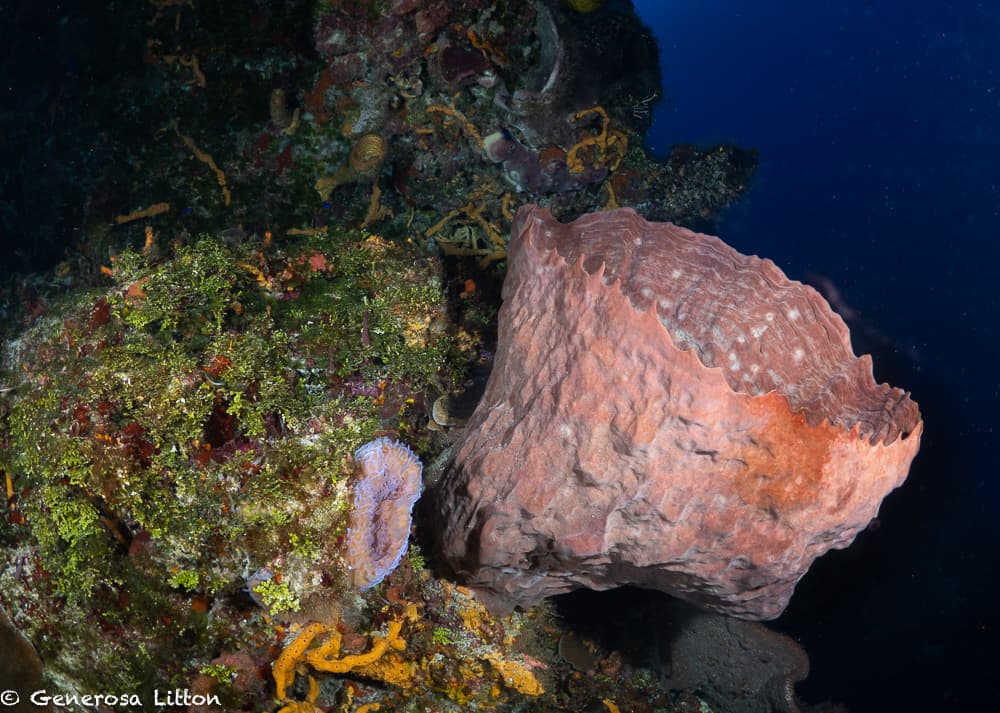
[345, 437, 423, 590]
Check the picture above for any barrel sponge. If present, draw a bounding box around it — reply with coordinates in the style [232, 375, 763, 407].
[435, 205, 922, 619]
[345, 438, 423, 590]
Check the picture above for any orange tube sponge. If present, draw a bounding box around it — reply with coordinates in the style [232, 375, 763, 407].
[306, 618, 405, 673]
[273, 623, 330, 700]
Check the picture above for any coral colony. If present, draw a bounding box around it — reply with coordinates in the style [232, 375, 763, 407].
[346, 438, 424, 590]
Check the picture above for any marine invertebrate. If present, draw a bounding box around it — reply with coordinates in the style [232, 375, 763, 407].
[349, 133, 388, 176]
[484, 654, 544, 696]
[362, 184, 393, 227]
[435, 206, 922, 620]
[3, 224, 460, 699]
[272, 604, 421, 701]
[389, 72, 423, 100]
[179, 54, 206, 87]
[423, 200, 509, 267]
[425, 105, 484, 148]
[345, 438, 423, 590]
[315, 134, 388, 201]
[307, 611, 410, 674]
[433, 45, 492, 85]
[114, 202, 171, 224]
[508, 5, 563, 113]
[269, 88, 300, 135]
[566, 106, 628, 174]
[483, 129, 608, 194]
[662, 599, 810, 713]
[170, 119, 231, 206]
[273, 623, 329, 700]
[467, 29, 509, 67]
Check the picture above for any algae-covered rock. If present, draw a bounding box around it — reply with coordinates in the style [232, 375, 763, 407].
[0, 228, 460, 695]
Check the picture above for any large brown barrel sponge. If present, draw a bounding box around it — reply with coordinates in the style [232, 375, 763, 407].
[435, 205, 922, 620]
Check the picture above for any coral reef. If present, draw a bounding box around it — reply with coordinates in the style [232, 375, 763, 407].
[1, 228, 460, 695]
[300, 0, 744, 264]
[0, 1, 810, 710]
[266, 575, 554, 712]
[346, 437, 424, 590]
[483, 127, 609, 194]
[435, 205, 922, 619]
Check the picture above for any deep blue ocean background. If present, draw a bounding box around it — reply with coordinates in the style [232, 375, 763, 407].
[632, 1, 998, 711]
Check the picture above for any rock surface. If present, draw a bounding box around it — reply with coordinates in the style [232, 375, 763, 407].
[434, 205, 922, 620]
[662, 599, 810, 713]
[0, 604, 49, 712]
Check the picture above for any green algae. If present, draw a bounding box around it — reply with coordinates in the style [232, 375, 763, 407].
[250, 578, 301, 614]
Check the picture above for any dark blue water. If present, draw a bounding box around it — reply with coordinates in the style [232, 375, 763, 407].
[633, 1, 998, 711]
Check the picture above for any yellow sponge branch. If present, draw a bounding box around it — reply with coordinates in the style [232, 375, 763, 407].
[272, 604, 421, 702]
[272, 622, 329, 700]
